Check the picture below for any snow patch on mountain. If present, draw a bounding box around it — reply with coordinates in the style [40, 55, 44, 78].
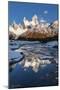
[9, 14, 59, 39]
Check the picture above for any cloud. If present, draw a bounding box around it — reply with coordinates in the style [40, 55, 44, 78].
[40, 18, 46, 23]
[44, 10, 48, 14]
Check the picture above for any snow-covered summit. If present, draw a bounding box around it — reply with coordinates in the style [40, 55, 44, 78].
[9, 15, 58, 40]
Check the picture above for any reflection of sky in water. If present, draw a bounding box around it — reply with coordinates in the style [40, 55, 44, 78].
[9, 40, 58, 88]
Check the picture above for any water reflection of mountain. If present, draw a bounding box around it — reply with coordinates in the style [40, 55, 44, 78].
[9, 40, 58, 88]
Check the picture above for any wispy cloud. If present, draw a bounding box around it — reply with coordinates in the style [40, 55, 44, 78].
[40, 17, 46, 23]
[40, 19, 46, 23]
[44, 10, 48, 14]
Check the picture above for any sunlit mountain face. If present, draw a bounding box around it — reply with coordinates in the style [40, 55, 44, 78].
[8, 1, 58, 89]
[9, 15, 58, 40]
[8, 2, 58, 40]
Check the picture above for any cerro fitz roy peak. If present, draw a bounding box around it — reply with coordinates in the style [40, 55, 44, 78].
[9, 14, 58, 40]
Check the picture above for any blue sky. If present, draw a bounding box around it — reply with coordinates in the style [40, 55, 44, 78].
[8, 1, 58, 25]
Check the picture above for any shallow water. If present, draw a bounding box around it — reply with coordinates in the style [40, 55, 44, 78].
[9, 40, 58, 88]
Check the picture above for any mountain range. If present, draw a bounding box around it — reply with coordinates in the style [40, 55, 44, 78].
[9, 15, 59, 41]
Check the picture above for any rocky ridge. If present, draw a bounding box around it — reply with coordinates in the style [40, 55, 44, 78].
[9, 15, 59, 40]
